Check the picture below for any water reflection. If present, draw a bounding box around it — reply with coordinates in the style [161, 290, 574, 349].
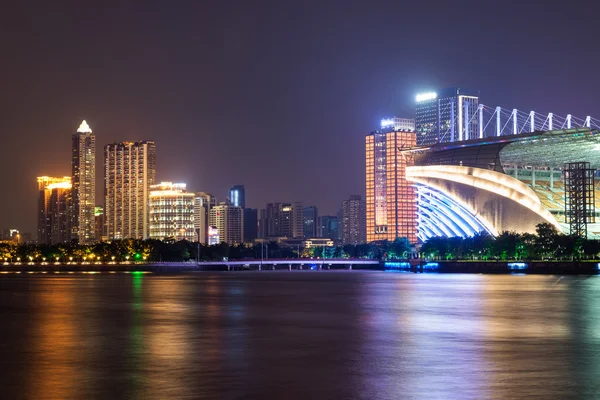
[1, 273, 600, 399]
[360, 275, 490, 399]
[27, 278, 82, 399]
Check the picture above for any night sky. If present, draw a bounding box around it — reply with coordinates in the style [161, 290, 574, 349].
[2, 0, 599, 234]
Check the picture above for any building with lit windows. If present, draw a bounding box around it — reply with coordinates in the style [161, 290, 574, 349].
[259, 202, 304, 239]
[380, 117, 415, 132]
[149, 182, 195, 241]
[229, 185, 245, 208]
[209, 203, 244, 244]
[415, 88, 479, 146]
[194, 192, 216, 244]
[303, 205, 318, 238]
[340, 195, 366, 245]
[104, 141, 156, 240]
[71, 120, 96, 243]
[94, 206, 105, 242]
[365, 127, 417, 243]
[37, 176, 72, 245]
[317, 215, 338, 239]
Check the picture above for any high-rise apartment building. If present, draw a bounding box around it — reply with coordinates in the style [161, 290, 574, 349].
[229, 185, 245, 208]
[209, 203, 244, 244]
[303, 205, 318, 238]
[37, 176, 72, 245]
[259, 202, 304, 238]
[194, 192, 216, 244]
[71, 120, 96, 243]
[415, 88, 479, 146]
[149, 182, 195, 241]
[104, 141, 156, 240]
[340, 195, 366, 245]
[317, 215, 338, 240]
[365, 128, 418, 244]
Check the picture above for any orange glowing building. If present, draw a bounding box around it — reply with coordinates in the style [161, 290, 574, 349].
[365, 126, 417, 244]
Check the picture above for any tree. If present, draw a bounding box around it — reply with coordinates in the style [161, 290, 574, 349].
[388, 238, 411, 260]
[492, 231, 520, 260]
[581, 239, 600, 259]
[535, 223, 559, 259]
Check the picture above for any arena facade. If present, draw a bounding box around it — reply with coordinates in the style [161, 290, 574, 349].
[401, 128, 600, 241]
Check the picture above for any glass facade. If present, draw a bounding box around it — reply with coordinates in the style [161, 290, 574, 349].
[416, 88, 479, 146]
[366, 129, 417, 244]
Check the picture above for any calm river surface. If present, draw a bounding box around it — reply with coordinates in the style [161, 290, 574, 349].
[0, 272, 599, 399]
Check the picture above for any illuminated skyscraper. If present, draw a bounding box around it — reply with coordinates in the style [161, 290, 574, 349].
[340, 195, 366, 245]
[104, 141, 156, 239]
[71, 120, 96, 243]
[37, 176, 72, 245]
[229, 185, 245, 208]
[415, 88, 479, 146]
[209, 203, 244, 244]
[149, 182, 195, 241]
[365, 127, 417, 243]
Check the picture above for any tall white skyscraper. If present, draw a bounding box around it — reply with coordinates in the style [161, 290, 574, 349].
[71, 120, 96, 243]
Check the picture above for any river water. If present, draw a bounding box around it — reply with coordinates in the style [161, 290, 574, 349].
[0, 272, 599, 399]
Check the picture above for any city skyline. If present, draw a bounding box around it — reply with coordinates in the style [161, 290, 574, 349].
[3, 1, 600, 234]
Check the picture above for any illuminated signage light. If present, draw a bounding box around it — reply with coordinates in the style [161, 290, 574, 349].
[77, 120, 92, 133]
[380, 118, 395, 128]
[416, 92, 438, 102]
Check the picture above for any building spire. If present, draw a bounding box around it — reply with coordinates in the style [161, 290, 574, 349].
[77, 120, 92, 133]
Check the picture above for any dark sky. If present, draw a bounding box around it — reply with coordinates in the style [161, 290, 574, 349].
[2, 0, 599, 234]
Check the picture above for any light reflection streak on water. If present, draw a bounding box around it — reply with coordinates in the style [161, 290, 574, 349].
[28, 278, 81, 399]
[360, 274, 490, 399]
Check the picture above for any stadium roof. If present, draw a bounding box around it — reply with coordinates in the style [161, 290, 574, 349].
[403, 128, 600, 170]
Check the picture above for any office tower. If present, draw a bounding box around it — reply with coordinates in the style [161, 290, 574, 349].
[365, 129, 418, 243]
[340, 195, 366, 245]
[209, 203, 244, 244]
[94, 206, 105, 242]
[104, 141, 156, 240]
[318, 215, 338, 239]
[229, 185, 245, 208]
[194, 192, 216, 244]
[415, 88, 479, 146]
[260, 202, 304, 238]
[71, 120, 96, 243]
[243, 208, 258, 242]
[37, 176, 72, 245]
[303, 205, 318, 238]
[380, 117, 415, 132]
[149, 182, 195, 241]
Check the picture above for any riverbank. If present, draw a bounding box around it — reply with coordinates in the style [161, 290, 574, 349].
[1, 260, 600, 274]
